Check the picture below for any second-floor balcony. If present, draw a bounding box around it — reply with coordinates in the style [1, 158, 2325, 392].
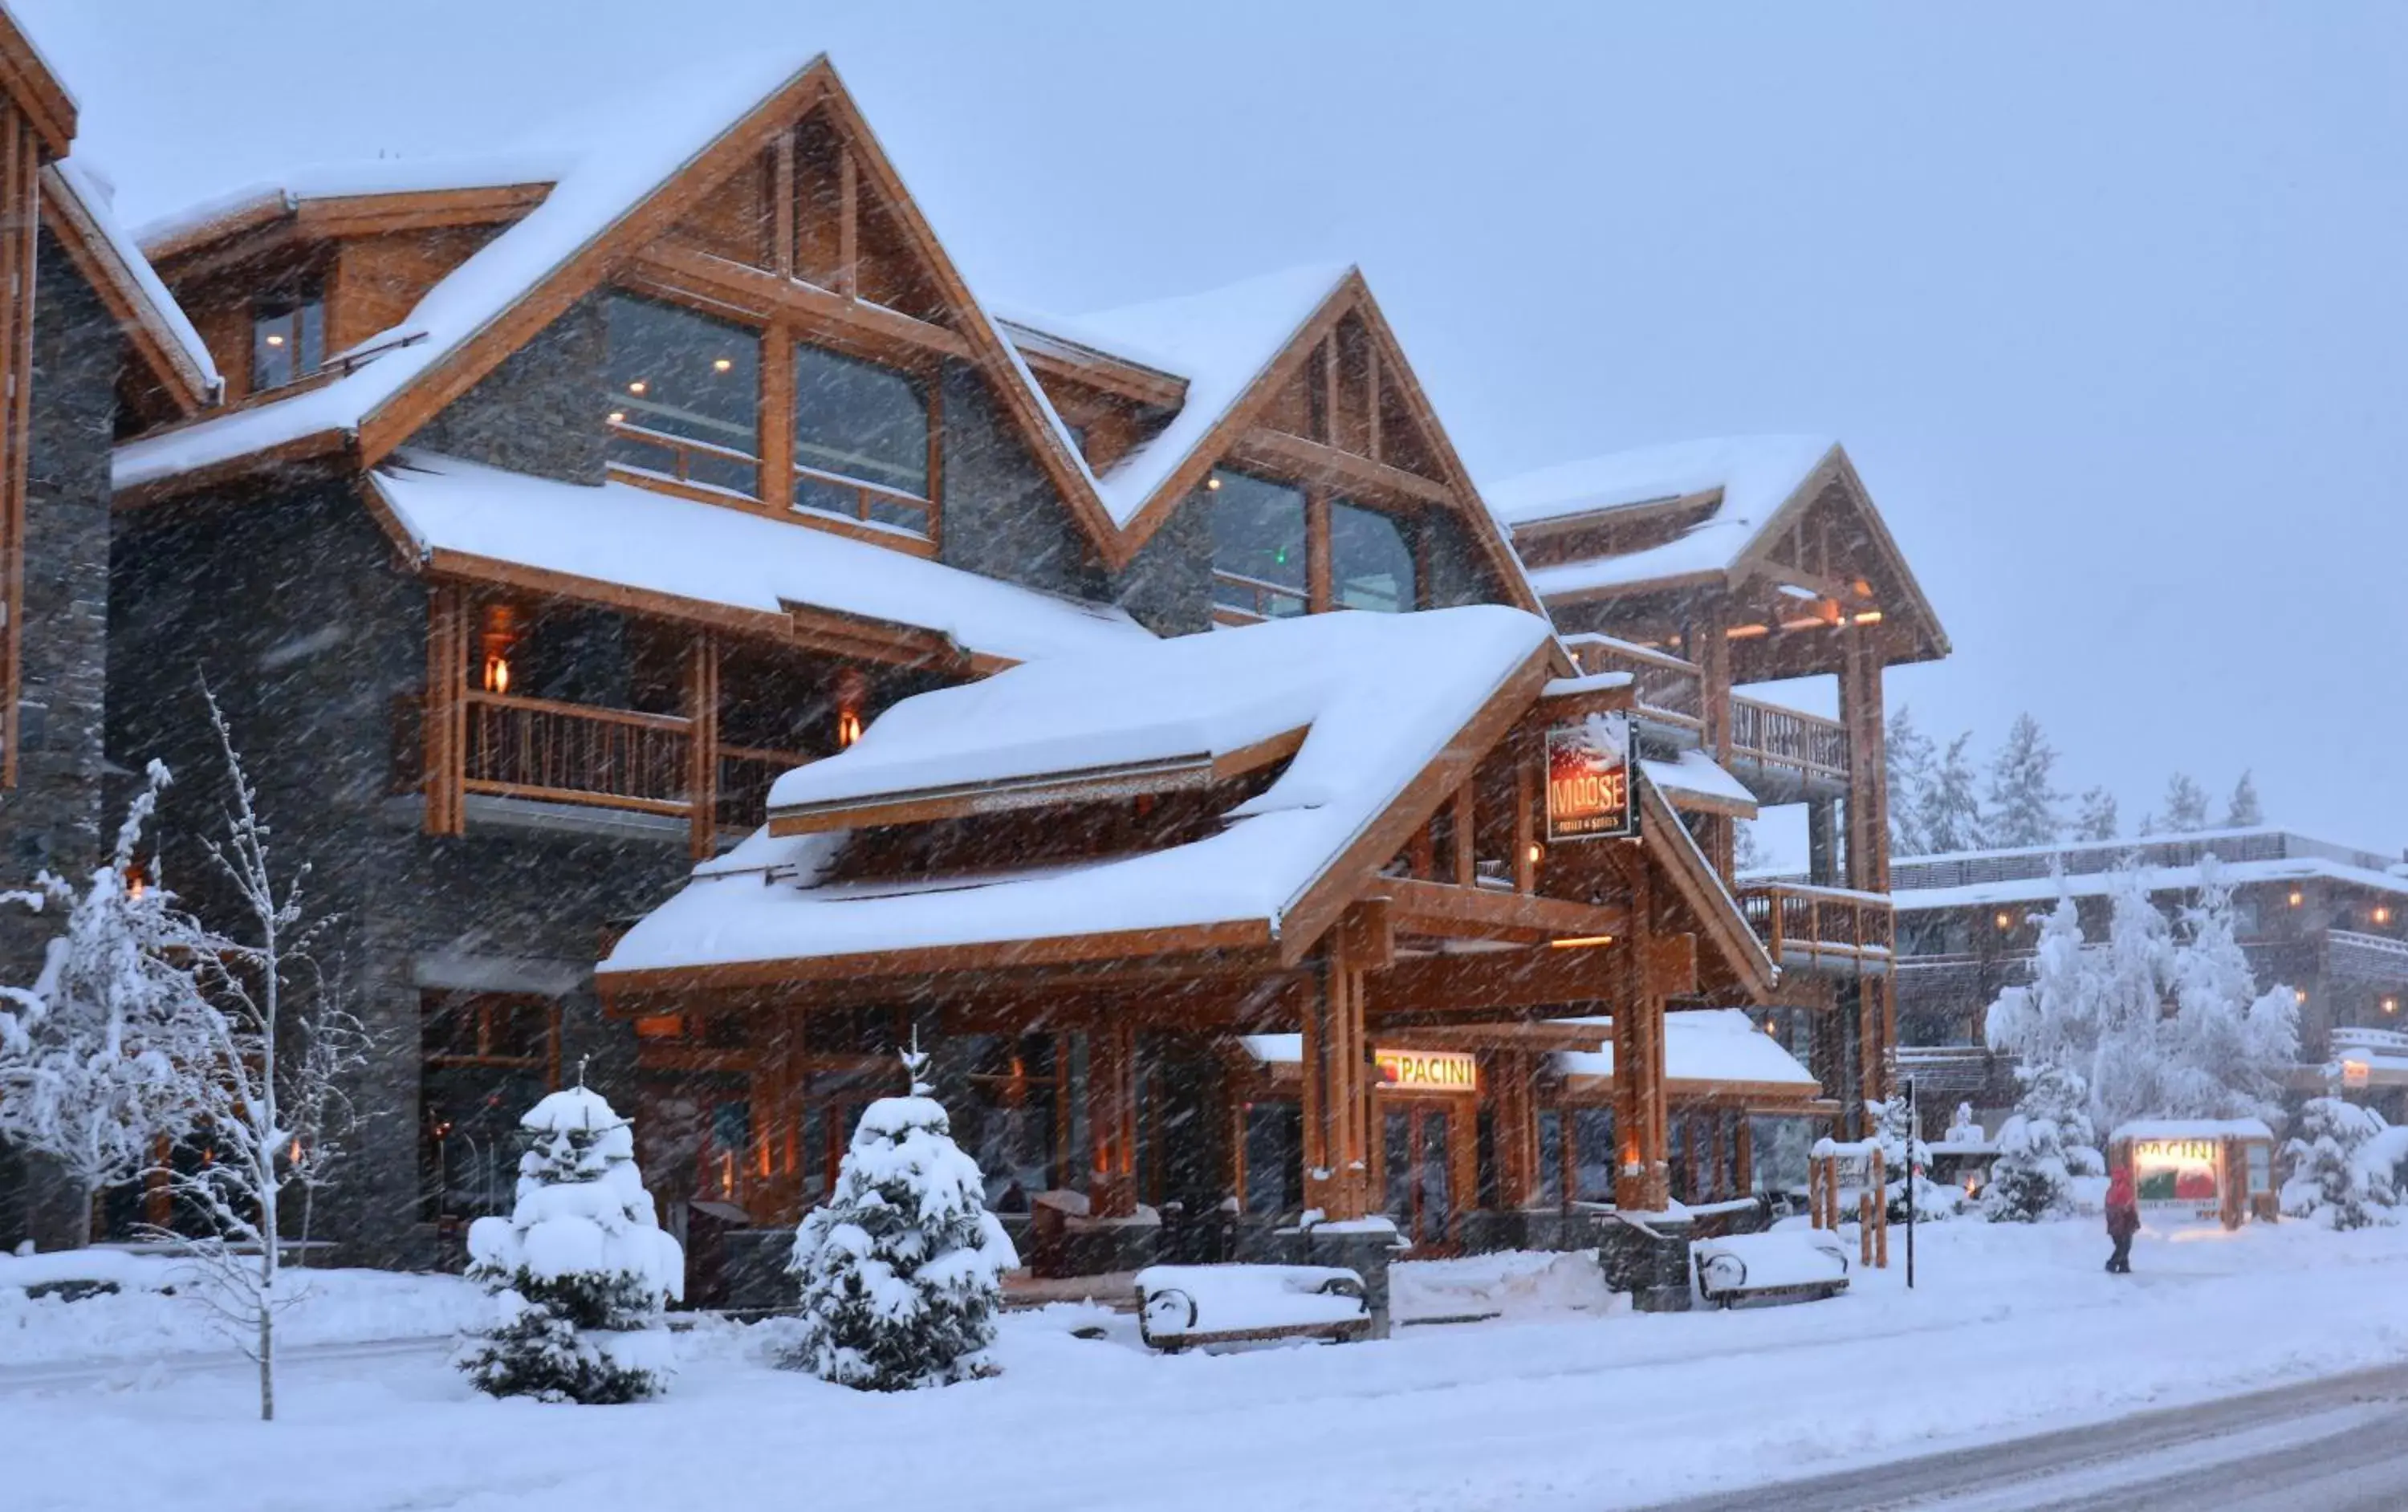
[1563, 634, 1851, 801]
[2329, 929, 2408, 988]
[1736, 880, 1893, 973]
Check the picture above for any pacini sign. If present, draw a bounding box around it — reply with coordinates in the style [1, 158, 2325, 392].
[1375, 1049, 1479, 1093]
[1544, 713, 1638, 841]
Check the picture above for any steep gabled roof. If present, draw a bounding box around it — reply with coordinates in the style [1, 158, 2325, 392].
[42, 158, 218, 412]
[109, 55, 1112, 558]
[0, 2, 73, 158]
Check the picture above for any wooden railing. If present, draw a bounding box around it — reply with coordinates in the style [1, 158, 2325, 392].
[1729, 697, 1849, 786]
[1737, 881, 1893, 969]
[462, 692, 694, 816]
[1212, 569, 1306, 624]
[1560, 635, 1704, 730]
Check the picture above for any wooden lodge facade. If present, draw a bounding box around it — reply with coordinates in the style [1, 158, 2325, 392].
[0, 40, 1950, 1290]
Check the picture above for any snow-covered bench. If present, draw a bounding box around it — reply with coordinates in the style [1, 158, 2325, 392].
[1133, 1263, 1370, 1352]
[1691, 1231, 1849, 1309]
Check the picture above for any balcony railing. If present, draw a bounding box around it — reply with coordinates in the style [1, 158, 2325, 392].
[1560, 634, 1704, 730]
[2329, 929, 2408, 987]
[440, 691, 803, 839]
[1737, 881, 1893, 970]
[1729, 698, 1849, 788]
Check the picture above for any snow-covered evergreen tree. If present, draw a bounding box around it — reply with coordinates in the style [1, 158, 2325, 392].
[1944, 1102, 1982, 1144]
[1915, 731, 1987, 855]
[1733, 819, 1771, 874]
[2223, 770, 2264, 828]
[2071, 786, 2119, 843]
[462, 1082, 684, 1404]
[1986, 890, 2098, 1075]
[1885, 705, 1937, 856]
[2144, 773, 2211, 835]
[0, 763, 210, 1244]
[786, 1047, 1015, 1391]
[1983, 713, 2064, 849]
[1983, 1063, 2102, 1222]
[2280, 1098, 2398, 1230]
[2162, 860, 2297, 1123]
[2087, 868, 2179, 1134]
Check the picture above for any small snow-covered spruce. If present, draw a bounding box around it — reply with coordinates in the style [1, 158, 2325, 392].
[1983, 713, 2064, 849]
[1868, 1094, 1953, 1221]
[1983, 1063, 2102, 1222]
[461, 1080, 684, 1404]
[786, 1045, 1017, 1391]
[0, 762, 211, 1245]
[2280, 1098, 2399, 1231]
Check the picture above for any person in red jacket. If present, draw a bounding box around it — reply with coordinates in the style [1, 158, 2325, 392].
[2105, 1168, 2141, 1274]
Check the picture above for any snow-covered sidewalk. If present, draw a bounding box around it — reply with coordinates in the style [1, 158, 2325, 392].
[13, 1219, 2408, 1511]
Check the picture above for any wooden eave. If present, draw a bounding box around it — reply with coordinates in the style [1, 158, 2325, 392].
[112, 426, 356, 510]
[0, 11, 74, 158]
[1503, 490, 1715, 551]
[764, 725, 1308, 837]
[1109, 270, 1544, 613]
[144, 182, 553, 271]
[996, 315, 1187, 411]
[37, 166, 214, 413]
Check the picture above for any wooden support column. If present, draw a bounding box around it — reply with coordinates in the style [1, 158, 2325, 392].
[1088, 1017, 1139, 1218]
[1840, 632, 1889, 894]
[836, 148, 858, 299]
[422, 583, 467, 835]
[0, 112, 34, 791]
[685, 634, 720, 860]
[1694, 604, 1736, 880]
[1450, 782, 1476, 888]
[1513, 753, 1538, 893]
[1301, 928, 1373, 1221]
[1488, 1050, 1540, 1209]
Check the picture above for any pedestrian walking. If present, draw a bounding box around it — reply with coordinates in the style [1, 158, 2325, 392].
[2105, 1167, 2140, 1274]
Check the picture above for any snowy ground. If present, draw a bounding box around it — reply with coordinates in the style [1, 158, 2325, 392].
[11, 1218, 2408, 1512]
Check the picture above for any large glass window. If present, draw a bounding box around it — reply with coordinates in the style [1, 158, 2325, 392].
[791, 343, 932, 537]
[251, 289, 323, 392]
[419, 992, 559, 1224]
[1330, 498, 1417, 612]
[1572, 1108, 1617, 1204]
[1210, 469, 1308, 620]
[604, 293, 762, 498]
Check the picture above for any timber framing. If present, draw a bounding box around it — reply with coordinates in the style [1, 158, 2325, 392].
[38, 165, 215, 413]
[0, 9, 71, 159]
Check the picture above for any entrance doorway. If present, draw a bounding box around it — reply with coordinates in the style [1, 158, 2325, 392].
[1382, 1102, 1457, 1250]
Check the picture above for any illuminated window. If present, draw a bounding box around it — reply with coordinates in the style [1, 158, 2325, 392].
[250, 289, 323, 391]
[604, 293, 761, 497]
[1330, 498, 1417, 612]
[1210, 469, 1308, 620]
[790, 343, 932, 537]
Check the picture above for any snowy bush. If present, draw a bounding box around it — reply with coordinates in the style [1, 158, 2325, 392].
[1868, 1095, 1954, 1221]
[461, 1085, 683, 1404]
[786, 1050, 1016, 1391]
[2280, 1097, 2400, 1231]
[1984, 1063, 2102, 1222]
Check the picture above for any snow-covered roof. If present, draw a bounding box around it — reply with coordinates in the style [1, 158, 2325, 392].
[1483, 435, 1837, 596]
[111, 47, 823, 494]
[368, 452, 1149, 666]
[1642, 750, 1757, 815]
[1031, 265, 1352, 530]
[47, 157, 218, 400]
[1892, 852, 2408, 914]
[601, 607, 1555, 974]
[1552, 1009, 1820, 1091]
[2109, 1118, 2274, 1143]
[131, 151, 570, 256]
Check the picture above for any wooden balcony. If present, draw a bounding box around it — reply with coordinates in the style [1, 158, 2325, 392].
[1560, 635, 1851, 799]
[1560, 634, 1705, 730]
[1736, 881, 1893, 973]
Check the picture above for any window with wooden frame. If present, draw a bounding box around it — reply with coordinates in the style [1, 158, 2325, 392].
[1208, 466, 1422, 624]
[250, 282, 325, 392]
[605, 292, 763, 498]
[788, 342, 936, 539]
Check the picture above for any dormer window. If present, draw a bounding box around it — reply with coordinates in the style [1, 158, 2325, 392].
[251, 289, 324, 392]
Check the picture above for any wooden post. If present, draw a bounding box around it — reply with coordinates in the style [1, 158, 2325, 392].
[1088, 1017, 1138, 1218]
[1450, 782, 1476, 888]
[836, 148, 858, 299]
[1841, 632, 1889, 894]
[685, 634, 720, 860]
[422, 584, 466, 835]
[1302, 929, 1373, 1221]
[1488, 1051, 1539, 1210]
[1513, 752, 1538, 893]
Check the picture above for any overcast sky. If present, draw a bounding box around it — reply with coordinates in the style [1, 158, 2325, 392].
[22, 1, 2408, 860]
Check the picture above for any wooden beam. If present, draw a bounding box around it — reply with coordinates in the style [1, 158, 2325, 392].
[836, 147, 857, 300]
[1226, 426, 1455, 508]
[1380, 877, 1629, 945]
[685, 634, 720, 860]
[0, 110, 29, 788]
[998, 319, 1189, 411]
[0, 13, 75, 157]
[422, 583, 466, 835]
[37, 168, 214, 413]
[628, 243, 972, 361]
[1363, 945, 1622, 1021]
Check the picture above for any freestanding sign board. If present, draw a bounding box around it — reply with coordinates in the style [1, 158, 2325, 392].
[2129, 1137, 2223, 1223]
[2109, 1120, 2279, 1230]
[1544, 713, 1637, 842]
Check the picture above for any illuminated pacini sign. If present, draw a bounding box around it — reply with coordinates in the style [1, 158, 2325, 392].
[2131, 1138, 2223, 1217]
[1374, 1049, 1479, 1094]
[1544, 713, 1638, 841]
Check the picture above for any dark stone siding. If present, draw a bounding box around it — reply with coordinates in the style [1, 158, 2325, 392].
[936, 360, 1105, 599]
[1108, 492, 1214, 637]
[406, 295, 607, 485]
[108, 485, 690, 1268]
[0, 238, 128, 1249]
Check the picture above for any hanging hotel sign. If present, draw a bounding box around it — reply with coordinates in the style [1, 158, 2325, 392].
[1544, 713, 1638, 841]
[1374, 1048, 1479, 1094]
[2130, 1138, 2223, 1221]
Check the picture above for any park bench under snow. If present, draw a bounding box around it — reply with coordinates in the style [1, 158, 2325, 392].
[1691, 1231, 1851, 1309]
[1133, 1264, 1370, 1351]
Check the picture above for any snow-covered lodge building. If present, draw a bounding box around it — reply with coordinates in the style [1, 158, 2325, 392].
[1889, 830, 2408, 1125]
[0, 37, 1948, 1289]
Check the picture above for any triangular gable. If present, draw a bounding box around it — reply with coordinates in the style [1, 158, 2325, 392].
[1728, 445, 1948, 663]
[40, 160, 218, 414]
[1065, 266, 1541, 609]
